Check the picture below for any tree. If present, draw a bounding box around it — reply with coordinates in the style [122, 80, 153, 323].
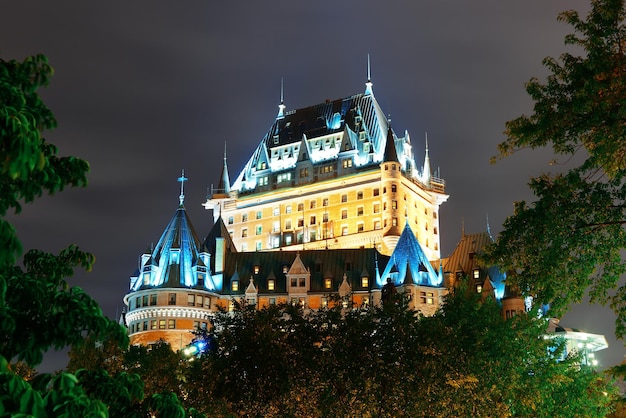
[485, 0, 626, 338]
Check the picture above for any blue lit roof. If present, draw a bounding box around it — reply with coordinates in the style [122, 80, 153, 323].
[129, 203, 215, 292]
[379, 221, 443, 287]
[229, 87, 433, 195]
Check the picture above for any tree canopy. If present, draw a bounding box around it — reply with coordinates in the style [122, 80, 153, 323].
[486, 0, 626, 338]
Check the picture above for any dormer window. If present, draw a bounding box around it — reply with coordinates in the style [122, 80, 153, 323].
[361, 277, 369, 288]
[231, 280, 239, 292]
[254, 265, 260, 275]
[324, 278, 332, 289]
[143, 273, 150, 286]
[268, 279, 275, 291]
[473, 269, 480, 279]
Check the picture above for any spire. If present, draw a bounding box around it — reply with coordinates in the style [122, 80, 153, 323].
[383, 120, 399, 163]
[218, 143, 230, 194]
[178, 169, 188, 206]
[422, 132, 431, 185]
[277, 77, 286, 119]
[365, 54, 373, 96]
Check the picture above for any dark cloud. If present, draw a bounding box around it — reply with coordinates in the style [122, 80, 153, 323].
[3, 0, 621, 371]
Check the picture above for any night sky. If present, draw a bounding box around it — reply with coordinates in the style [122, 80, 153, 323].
[4, 1, 624, 371]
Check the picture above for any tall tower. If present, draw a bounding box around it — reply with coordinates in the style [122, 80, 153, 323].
[203, 74, 448, 258]
[123, 173, 219, 349]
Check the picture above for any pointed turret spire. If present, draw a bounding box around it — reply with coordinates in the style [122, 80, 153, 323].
[277, 77, 286, 119]
[383, 120, 399, 163]
[178, 169, 188, 206]
[217, 143, 230, 194]
[365, 54, 373, 96]
[422, 133, 431, 185]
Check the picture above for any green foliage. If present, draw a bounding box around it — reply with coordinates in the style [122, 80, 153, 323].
[486, 0, 626, 338]
[171, 293, 617, 417]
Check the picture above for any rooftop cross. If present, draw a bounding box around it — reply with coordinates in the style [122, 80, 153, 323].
[178, 169, 188, 206]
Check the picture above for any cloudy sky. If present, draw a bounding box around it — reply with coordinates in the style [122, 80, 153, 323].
[4, 0, 623, 371]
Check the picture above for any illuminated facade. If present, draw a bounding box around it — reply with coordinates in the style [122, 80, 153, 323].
[203, 77, 448, 259]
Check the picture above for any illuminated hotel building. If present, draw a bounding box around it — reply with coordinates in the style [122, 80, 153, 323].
[203, 77, 448, 259]
[121, 76, 606, 363]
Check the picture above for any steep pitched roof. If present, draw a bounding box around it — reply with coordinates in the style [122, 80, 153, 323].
[379, 221, 442, 287]
[130, 204, 209, 291]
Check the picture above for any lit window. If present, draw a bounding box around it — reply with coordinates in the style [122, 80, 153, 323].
[168, 319, 176, 329]
[361, 277, 369, 288]
[268, 279, 275, 291]
[420, 291, 434, 304]
[342, 159, 352, 168]
[283, 265, 289, 273]
[232, 280, 239, 291]
[277, 173, 291, 183]
[391, 200, 397, 210]
[392, 218, 398, 227]
[473, 269, 480, 279]
[187, 294, 195, 306]
[321, 297, 328, 307]
[151, 320, 157, 330]
[254, 265, 260, 274]
[476, 284, 483, 293]
[324, 278, 332, 289]
[300, 168, 309, 178]
[143, 273, 150, 285]
[159, 319, 166, 329]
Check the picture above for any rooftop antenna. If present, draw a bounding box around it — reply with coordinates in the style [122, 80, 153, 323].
[178, 169, 188, 206]
[365, 54, 373, 95]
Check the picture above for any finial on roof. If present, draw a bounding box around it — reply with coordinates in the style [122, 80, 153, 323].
[277, 77, 286, 119]
[487, 213, 494, 241]
[178, 169, 188, 206]
[422, 132, 431, 185]
[365, 54, 373, 95]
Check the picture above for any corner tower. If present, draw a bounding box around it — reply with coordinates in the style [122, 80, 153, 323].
[123, 173, 219, 349]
